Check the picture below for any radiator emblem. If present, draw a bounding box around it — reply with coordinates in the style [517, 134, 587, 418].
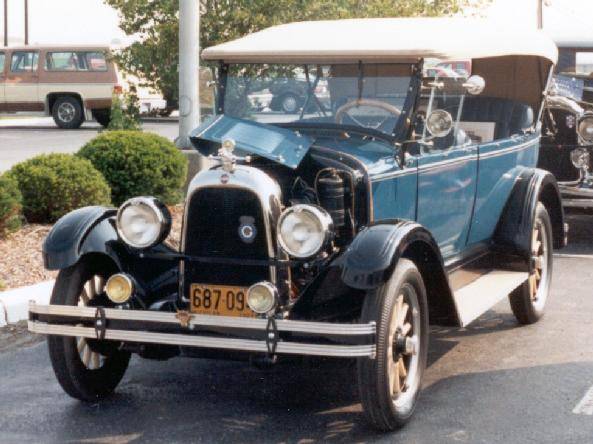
[238, 216, 257, 243]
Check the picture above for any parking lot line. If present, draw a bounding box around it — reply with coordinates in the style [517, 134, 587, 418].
[554, 253, 593, 260]
[573, 385, 593, 415]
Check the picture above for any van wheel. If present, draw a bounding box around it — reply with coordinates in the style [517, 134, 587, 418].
[357, 259, 428, 431]
[92, 108, 111, 128]
[52, 96, 84, 129]
[509, 202, 553, 324]
[47, 258, 130, 401]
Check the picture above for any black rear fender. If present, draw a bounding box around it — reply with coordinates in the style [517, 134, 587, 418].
[494, 168, 566, 262]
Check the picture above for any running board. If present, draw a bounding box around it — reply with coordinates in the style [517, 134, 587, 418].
[453, 270, 528, 327]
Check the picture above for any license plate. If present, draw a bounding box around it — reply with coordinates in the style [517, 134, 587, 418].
[189, 284, 255, 318]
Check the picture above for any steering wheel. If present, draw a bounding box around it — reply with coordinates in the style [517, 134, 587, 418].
[335, 98, 402, 131]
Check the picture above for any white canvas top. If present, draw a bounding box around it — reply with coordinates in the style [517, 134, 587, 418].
[202, 18, 558, 65]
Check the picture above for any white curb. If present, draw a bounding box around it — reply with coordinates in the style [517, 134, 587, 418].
[0, 280, 55, 327]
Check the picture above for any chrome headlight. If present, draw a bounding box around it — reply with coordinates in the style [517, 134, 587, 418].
[577, 113, 593, 143]
[116, 197, 171, 249]
[571, 148, 590, 170]
[277, 204, 333, 259]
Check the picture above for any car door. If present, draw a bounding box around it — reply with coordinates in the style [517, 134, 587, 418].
[5, 50, 41, 111]
[0, 51, 6, 109]
[416, 142, 478, 259]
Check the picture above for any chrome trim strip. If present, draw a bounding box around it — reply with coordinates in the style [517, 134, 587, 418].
[478, 139, 538, 159]
[29, 302, 376, 336]
[28, 321, 376, 358]
[371, 167, 417, 182]
[417, 154, 475, 173]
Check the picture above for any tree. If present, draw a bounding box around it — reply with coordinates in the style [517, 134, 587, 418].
[105, 0, 475, 107]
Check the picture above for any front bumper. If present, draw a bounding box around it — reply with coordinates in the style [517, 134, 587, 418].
[559, 183, 593, 209]
[28, 302, 376, 359]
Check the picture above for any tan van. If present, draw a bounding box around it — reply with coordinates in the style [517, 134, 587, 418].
[0, 46, 119, 128]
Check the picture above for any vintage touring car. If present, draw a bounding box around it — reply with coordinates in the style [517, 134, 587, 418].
[30, 19, 565, 431]
[539, 83, 593, 211]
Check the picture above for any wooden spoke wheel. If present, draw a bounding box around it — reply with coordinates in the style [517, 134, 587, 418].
[510, 202, 553, 324]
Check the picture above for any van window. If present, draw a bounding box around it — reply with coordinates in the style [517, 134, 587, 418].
[11, 51, 39, 72]
[45, 51, 108, 72]
[85, 52, 108, 71]
[0, 53, 4, 73]
[45, 52, 80, 71]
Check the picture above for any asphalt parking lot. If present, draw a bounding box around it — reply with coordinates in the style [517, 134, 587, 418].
[0, 119, 179, 172]
[0, 215, 592, 443]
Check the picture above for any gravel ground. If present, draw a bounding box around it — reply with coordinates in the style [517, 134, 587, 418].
[0, 224, 56, 290]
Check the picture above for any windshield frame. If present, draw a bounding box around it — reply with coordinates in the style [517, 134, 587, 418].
[214, 61, 423, 144]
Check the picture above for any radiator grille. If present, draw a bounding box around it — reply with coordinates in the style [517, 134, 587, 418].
[183, 187, 270, 293]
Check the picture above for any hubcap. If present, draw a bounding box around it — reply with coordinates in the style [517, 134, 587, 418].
[76, 275, 105, 370]
[58, 102, 76, 123]
[283, 96, 298, 113]
[387, 284, 421, 408]
[529, 220, 549, 311]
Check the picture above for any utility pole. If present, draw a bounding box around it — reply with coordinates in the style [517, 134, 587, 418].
[24, 0, 28, 45]
[3, 0, 7, 46]
[537, 0, 543, 29]
[177, 0, 200, 150]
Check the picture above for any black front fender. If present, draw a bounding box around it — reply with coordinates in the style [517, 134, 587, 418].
[337, 220, 443, 290]
[43, 206, 118, 270]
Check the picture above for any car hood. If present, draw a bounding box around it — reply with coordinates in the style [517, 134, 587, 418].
[190, 115, 314, 169]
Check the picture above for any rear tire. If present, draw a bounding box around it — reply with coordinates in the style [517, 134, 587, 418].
[509, 202, 553, 324]
[357, 259, 429, 431]
[92, 108, 111, 128]
[47, 258, 130, 401]
[52, 96, 84, 129]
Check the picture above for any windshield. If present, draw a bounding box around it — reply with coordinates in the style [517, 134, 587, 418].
[221, 63, 413, 137]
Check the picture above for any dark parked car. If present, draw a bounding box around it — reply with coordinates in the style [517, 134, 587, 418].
[30, 18, 564, 432]
[268, 75, 330, 113]
[539, 90, 593, 211]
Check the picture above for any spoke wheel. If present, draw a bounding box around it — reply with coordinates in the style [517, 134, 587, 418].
[510, 202, 553, 324]
[76, 276, 106, 370]
[387, 286, 421, 409]
[358, 259, 428, 431]
[528, 220, 549, 311]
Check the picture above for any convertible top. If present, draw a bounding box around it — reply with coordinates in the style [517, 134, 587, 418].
[202, 18, 558, 65]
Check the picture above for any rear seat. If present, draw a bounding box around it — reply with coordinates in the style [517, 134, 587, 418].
[442, 96, 534, 140]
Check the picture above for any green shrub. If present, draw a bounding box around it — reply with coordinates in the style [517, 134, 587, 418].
[107, 90, 141, 131]
[78, 131, 187, 205]
[0, 174, 22, 237]
[9, 154, 111, 223]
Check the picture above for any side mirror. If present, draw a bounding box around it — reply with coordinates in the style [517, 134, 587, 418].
[463, 75, 486, 95]
[426, 109, 453, 138]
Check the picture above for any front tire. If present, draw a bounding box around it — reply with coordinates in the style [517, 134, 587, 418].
[357, 259, 429, 431]
[52, 96, 84, 129]
[47, 258, 130, 401]
[509, 202, 553, 324]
